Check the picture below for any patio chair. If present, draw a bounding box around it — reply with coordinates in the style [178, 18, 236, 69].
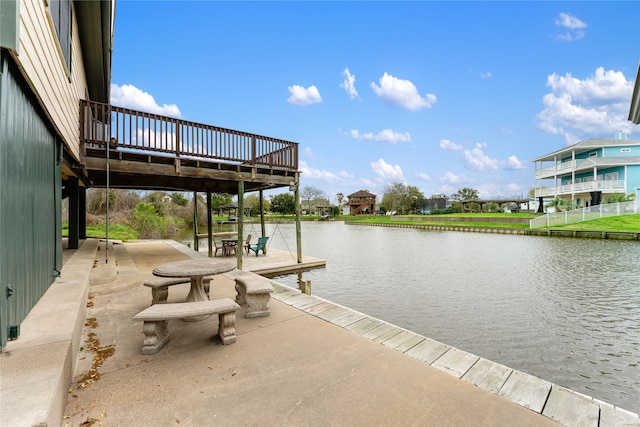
[243, 234, 252, 254]
[213, 238, 225, 256]
[248, 236, 269, 257]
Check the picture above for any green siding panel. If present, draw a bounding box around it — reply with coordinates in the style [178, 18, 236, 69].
[0, 53, 62, 348]
[0, 0, 19, 52]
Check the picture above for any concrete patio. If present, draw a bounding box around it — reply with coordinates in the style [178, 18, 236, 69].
[1, 239, 638, 426]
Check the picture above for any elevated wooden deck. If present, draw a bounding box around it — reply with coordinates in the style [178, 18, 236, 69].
[79, 100, 300, 193]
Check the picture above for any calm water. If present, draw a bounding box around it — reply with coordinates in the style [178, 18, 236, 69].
[176, 221, 640, 413]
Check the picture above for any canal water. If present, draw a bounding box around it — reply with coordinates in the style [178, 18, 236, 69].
[175, 220, 640, 413]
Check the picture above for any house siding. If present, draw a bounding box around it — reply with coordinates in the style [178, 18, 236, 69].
[627, 165, 640, 192]
[603, 145, 640, 157]
[17, 0, 88, 161]
[0, 52, 62, 349]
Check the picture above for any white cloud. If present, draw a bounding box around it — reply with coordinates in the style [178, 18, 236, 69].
[110, 83, 181, 117]
[439, 139, 463, 151]
[287, 85, 322, 106]
[462, 143, 499, 172]
[480, 72, 492, 79]
[340, 67, 359, 99]
[303, 147, 313, 158]
[440, 172, 465, 185]
[299, 161, 352, 185]
[370, 72, 437, 111]
[555, 12, 587, 29]
[370, 158, 404, 180]
[536, 67, 635, 144]
[554, 13, 586, 41]
[505, 155, 527, 170]
[350, 129, 411, 144]
[416, 172, 431, 181]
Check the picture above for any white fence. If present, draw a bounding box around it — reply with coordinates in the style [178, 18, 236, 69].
[529, 201, 639, 229]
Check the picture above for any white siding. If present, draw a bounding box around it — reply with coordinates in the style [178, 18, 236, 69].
[17, 0, 88, 161]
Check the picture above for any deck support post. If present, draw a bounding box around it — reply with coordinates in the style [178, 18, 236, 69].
[237, 181, 244, 270]
[193, 192, 199, 252]
[294, 182, 302, 264]
[206, 189, 213, 258]
[68, 176, 79, 249]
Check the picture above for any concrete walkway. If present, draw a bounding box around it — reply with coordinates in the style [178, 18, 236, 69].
[2, 239, 638, 426]
[61, 240, 557, 426]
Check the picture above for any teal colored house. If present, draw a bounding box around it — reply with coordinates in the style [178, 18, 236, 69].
[533, 136, 640, 208]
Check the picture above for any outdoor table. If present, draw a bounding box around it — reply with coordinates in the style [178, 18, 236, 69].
[152, 258, 234, 320]
[222, 238, 238, 256]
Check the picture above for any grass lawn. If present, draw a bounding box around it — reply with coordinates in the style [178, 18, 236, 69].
[546, 214, 640, 233]
[342, 212, 640, 232]
[62, 223, 139, 241]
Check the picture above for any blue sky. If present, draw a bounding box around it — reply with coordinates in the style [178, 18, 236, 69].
[110, 1, 639, 202]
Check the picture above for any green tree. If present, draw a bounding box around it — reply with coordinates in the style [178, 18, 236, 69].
[336, 192, 345, 211]
[451, 187, 479, 202]
[244, 194, 270, 216]
[604, 192, 635, 204]
[132, 202, 165, 239]
[547, 198, 576, 212]
[270, 192, 296, 215]
[300, 186, 325, 214]
[380, 183, 424, 214]
[210, 193, 233, 211]
[171, 192, 189, 206]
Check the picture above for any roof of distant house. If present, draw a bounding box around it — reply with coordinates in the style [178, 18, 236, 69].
[348, 190, 376, 198]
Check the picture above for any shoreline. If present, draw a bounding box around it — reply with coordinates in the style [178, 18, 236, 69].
[346, 221, 640, 240]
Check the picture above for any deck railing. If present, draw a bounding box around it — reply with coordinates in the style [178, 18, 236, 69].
[80, 100, 298, 171]
[534, 180, 625, 197]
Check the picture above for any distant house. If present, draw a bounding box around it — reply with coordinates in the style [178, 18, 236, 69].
[532, 136, 640, 209]
[417, 197, 449, 214]
[347, 190, 377, 215]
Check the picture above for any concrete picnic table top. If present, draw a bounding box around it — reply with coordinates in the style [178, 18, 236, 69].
[152, 258, 234, 278]
[153, 259, 235, 318]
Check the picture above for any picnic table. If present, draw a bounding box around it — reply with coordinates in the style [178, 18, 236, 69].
[152, 258, 234, 320]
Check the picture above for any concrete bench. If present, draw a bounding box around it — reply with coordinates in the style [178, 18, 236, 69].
[144, 276, 214, 305]
[132, 298, 240, 354]
[234, 273, 274, 318]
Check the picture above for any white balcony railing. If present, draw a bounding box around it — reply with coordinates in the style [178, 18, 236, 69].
[534, 159, 593, 179]
[534, 180, 625, 197]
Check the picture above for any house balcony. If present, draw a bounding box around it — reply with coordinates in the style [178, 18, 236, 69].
[79, 100, 299, 193]
[534, 180, 625, 198]
[534, 159, 594, 179]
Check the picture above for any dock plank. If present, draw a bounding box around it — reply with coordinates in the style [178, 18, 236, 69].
[597, 400, 640, 427]
[498, 370, 552, 413]
[395, 334, 425, 353]
[382, 330, 423, 351]
[462, 358, 512, 394]
[372, 326, 403, 344]
[304, 302, 336, 315]
[283, 293, 320, 309]
[405, 338, 450, 364]
[542, 386, 600, 427]
[345, 317, 385, 335]
[360, 323, 400, 341]
[332, 311, 367, 327]
[316, 306, 352, 321]
[431, 348, 480, 378]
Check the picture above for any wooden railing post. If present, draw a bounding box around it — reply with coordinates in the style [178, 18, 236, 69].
[251, 136, 256, 165]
